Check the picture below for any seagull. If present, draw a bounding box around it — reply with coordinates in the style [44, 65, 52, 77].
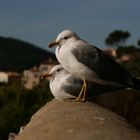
[48, 29, 140, 101]
[41, 65, 125, 101]
[41, 65, 78, 101]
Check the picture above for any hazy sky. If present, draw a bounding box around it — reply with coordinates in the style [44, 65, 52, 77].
[0, 0, 140, 52]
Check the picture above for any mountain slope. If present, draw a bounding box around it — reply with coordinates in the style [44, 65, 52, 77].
[0, 36, 56, 71]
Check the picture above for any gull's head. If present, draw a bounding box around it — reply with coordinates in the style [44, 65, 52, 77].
[49, 65, 63, 76]
[48, 30, 80, 48]
[43, 65, 64, 79]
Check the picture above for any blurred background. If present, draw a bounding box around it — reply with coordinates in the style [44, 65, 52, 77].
[0, 0, 140, 139]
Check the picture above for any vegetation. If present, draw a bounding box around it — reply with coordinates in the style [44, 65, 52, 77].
[105, 30, 130, 47]
[137, 39, 140, 47]
[0, 36, 56, 72]
[0, 80, 53, 140]
[117, 46, 140, 77]
[105, 30, 140, 77]
[117, 45, 136, 55]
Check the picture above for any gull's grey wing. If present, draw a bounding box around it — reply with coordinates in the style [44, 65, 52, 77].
[62, 75, 126, 97]
[62, 76, 82, 97]
[72, 43, 133, 86]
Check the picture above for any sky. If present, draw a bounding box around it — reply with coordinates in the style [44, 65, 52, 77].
[0, 0, 140, 52]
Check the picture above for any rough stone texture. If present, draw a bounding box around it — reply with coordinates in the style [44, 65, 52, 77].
[15, 99, 140, 140]
[94, 89, 140, 129]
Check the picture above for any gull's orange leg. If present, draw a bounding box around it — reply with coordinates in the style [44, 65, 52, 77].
[81, 79, 87, 101]
[76, 78, 87, 102]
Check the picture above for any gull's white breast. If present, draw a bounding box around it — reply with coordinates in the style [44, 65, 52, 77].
[49, 73, 75, 101]
[55, 41, 99, 81]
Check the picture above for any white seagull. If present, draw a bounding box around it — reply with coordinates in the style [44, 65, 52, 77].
[48, 30, 140, 101]
[41, 65, 126, 101]
[41, 65, 77, 101]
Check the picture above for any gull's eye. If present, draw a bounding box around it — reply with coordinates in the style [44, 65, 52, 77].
[57, 69, 61, 72]
[56, 67, 63, 72]
[64, 36, 68, 40]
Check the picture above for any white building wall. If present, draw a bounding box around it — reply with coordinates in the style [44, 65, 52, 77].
[0, 72, 8, 83]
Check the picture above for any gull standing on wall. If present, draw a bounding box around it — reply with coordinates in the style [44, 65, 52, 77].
[48, 30, 140, 101]
[41, 65, 125, 101]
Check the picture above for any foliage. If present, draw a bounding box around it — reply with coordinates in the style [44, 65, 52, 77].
[105, 30, 130, 47]
[117, 46, 140, 77]
[117, 46, 136, 56]
[0, 36, 55, 72]
[137, 39, 140, 47]
[121, 59, 140, 77]
[0, 80, 53, 140]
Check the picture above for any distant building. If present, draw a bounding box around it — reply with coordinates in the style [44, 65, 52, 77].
[0, 72, 8, 84]
[8, 133, 17, 140]
[116, 54, 133, 63]
[103, 48, 117, 58]
[22, 69, 41, 90]
[22, 64, 55, 89]
[39, 64, 54, 73]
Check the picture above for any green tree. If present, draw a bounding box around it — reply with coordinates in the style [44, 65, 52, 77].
[137, 39, 140, 47]
[105, 30, 130, 47]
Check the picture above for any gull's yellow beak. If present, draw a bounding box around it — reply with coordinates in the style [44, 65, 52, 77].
[48, 41, 60, 48]
[40, 73, 53, 79]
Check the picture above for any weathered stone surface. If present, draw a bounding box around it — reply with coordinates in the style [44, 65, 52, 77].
[94, 89, 140, 129]
[15, 99, 140, 140]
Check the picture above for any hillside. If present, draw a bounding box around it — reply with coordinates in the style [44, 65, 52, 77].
[0, 36, 56, 72]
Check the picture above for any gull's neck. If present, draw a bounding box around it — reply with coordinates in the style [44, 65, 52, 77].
[55, 37, 87, 57]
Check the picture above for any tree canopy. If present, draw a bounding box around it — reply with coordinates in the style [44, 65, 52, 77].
[105, 30, 130, 47]
[137, 39, 140, 47]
